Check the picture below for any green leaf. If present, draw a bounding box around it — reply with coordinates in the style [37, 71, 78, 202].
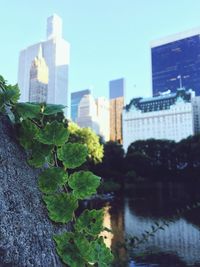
[19, 119, 39, 149]
[38, 167, 68, 194]
[43, 193, 78, 223]
[42, 104, 65, 115]
[75, 209, 104, 236]
[57, 142, 88, 169]
[36, 121, 69, 146]
[54, 232, 87, 267]
[68, 171, 101, 199]
[0, 83, 20, 111]
[15, 103, 41, 119]
[88, 237, 114, 266]
[28, 142, 53, 168]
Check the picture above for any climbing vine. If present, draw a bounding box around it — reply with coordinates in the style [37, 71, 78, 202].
[0, 76, 113, 267]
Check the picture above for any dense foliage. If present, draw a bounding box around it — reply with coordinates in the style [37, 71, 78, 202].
[0, 75, 113, 267]
[125, 137, 200, 180]
[94, 136, 200, 184]
[68, 122, 103, 164]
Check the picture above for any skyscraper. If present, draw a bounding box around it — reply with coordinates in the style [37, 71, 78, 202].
[109, 78, 125, 143]
[151, 28, 200, 96]
[109, 78, 125, 99]
[96, 97, 110, 141]
[71, 89, 91, 122]
[29, 46, 48, 103]
[76, 94, 99, 134]
[18, 14, 70, 116]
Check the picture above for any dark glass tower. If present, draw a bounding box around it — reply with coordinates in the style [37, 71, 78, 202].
[109, 78, 125, 99]
[151, 29, 200, 96]
[71, 89, 91, 122]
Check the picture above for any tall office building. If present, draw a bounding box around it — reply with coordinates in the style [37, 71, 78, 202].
[151, 28, 200, 96]
[96, 97, 110, 141]
[29, 46, 48, 103]
[76, 94, 99, 134]
[109, 78, 125, 143]
[123, 88, 197, 151]
[18, 14, 70, 116]
[71, 89, 91, 122]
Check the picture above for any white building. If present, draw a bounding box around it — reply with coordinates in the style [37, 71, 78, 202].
[123, 88, 198, 151]
[77, 94, 100, 134]
[18, 14, 70, 116]
[76, 93, 110, 141]
[96, 97, 110, 141]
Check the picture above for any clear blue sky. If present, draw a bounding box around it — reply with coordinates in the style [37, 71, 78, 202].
[1, 0, 200, 104]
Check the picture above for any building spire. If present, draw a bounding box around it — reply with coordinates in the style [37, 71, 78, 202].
[38, 44, 43, 59]
[46, 14, 62, 40]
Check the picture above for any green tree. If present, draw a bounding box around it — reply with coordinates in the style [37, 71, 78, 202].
[68, 122, 103, 164]
[93, 141, 125, 185]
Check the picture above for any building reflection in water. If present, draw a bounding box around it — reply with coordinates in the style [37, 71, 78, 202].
[100, 182, 200, 266]
[125, 198, 200, 266]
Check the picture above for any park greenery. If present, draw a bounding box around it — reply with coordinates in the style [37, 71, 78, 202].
[0, 75, 113, 267]
[93, 131, 200, 187]
[2, 74, 200, 265]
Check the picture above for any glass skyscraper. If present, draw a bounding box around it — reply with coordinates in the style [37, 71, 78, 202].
[151, 28, 200, 96]
[71, 89, 91, 122]
[109, 78, 125, 99]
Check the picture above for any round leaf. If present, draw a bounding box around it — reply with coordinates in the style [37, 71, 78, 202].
[38, 167, 68, 193]
[19, 119, 39, 149]
[57, 143, 87, 169]
[36, 121, 69, 146]
[54, 232, 87, 267]
[88, 237, 114, 266]
[75, 209, 104, 236]
[43, 193, 78, 223]
[69, 171, 101, 199]
[28, 142, 53, 168]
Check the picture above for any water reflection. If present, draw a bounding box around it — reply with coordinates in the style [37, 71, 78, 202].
[101, 182, 200, 266]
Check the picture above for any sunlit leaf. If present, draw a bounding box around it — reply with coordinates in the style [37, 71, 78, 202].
[36, 121, 69, 146]
[57, 142, 87, 169]
[68, 171, 100, 199]
[75, 209, 104, 236]
[38, 167, 68, 193]
[43, 193, 78, 223]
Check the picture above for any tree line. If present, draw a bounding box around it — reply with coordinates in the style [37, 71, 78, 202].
[92, 135, 200, 185]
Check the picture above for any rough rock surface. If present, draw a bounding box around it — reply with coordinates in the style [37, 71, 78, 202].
[0, 115, 64, 267]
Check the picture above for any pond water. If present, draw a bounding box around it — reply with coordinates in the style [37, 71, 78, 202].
[86, 181, 200, 266]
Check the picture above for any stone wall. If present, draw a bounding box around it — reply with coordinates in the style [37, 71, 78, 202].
[0, 115, 64, 267]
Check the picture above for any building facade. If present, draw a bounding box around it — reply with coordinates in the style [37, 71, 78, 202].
[123, 89, 196, 151]
[71, 89, 91, 122]
[18, 14, 70, 116]
[76, 94, 99, 134]
[151, 28, 200, 96]
[75, 92, 110, 141]
[109, 78, 125, 143]
[29, 46, 48, 103]
[192, 96, 200, 135]
[96, 97, 110, 141]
